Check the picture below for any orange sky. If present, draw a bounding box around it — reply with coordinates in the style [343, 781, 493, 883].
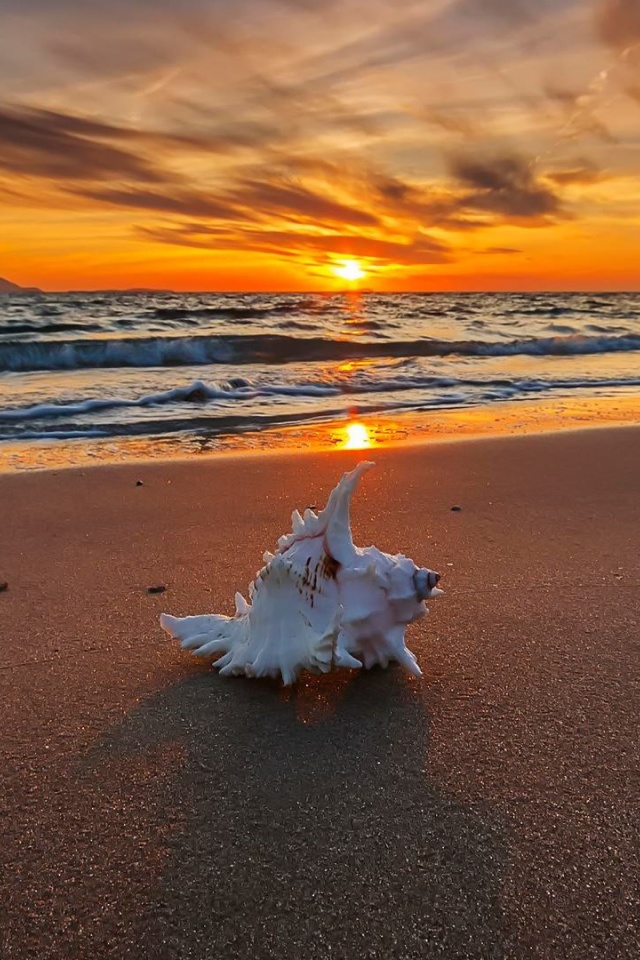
[1, 0, 640, 291]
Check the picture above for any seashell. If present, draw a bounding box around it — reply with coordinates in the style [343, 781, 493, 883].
[160, 461, 443, 685]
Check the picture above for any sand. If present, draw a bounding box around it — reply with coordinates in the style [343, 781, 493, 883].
[1, 427, 639, 959]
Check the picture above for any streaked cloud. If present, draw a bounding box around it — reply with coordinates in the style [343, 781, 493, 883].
[0, 106, 168, 182]
[545, 163, 606, 185]
[227, 179, 381, 228]
[73, 186, 242, 220]
[137, 223, 453, 268]
[597, 0, 640, 50]
[448, 153, 565, 220]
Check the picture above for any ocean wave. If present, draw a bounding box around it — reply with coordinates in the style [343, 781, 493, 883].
[506, 304, 570, 316]
[0, 379, 341, 422]
[0, 394, 474, 443]
[0, 321, 102, 336]
[278, 319, 319, 332]
[3, 375, 640, 425]
[1, 331, 640, 372]
[153, 303, 299, 322]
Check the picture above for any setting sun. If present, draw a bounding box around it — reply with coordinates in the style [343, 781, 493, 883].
[334, 261, 366, 283]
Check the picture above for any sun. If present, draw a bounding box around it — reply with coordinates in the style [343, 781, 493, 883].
[333, 260, 366, 282]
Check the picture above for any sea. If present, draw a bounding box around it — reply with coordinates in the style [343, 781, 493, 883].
[1, 291, 639, 467]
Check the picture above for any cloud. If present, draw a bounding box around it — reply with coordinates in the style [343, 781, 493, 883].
[448, 152, 565, 220]
[228, 179, 381, 229]
[0, 105, 170, 183]
[277, 230, 451, 265]
[74, 186, 242, 220]
[77, 176, 384, 231]
[20, 107, 219, 151]
[444, 0, 562, 31]
[595, 0, 640, 105]
[596, 0, 640, 51]
[419, 108, 480, 138]
[481, 246, 524, 254]
[543, 83, 617, 143]
[345, 157, 569, 232]
[0, 102, 286, 199]
[545, 163, 605, 185]
[137, 222, 452, 267]
[0, 103, 273, 160]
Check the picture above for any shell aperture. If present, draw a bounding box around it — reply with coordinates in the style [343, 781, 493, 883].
[160, 461, 443, 684]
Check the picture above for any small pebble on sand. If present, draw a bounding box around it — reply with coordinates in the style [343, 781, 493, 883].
[147, 585, 166, 594]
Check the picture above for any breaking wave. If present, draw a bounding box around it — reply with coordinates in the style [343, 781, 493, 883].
[2, 374, 640, 436]
[2, 332, 640, 373]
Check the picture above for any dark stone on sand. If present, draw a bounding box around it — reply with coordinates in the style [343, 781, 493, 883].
[147, 585, 166, 594]
[451, 505, 462, 511]
[136, 480, 144, 486]
[0, 581, 8, 592]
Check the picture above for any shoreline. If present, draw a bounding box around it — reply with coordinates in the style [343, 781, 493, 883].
[1, 392, 639, 474]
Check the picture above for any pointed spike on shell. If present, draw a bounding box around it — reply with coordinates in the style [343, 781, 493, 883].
[181, 632, 214, 650]
[291, 509, 304, 534]
[281, 663, 298, 686]
[235, 592, 250, 616]
[159, 613, 179, 636]
[362, 649, 378, 670]
[322, 460, 375, 566]
[263, 550, 274, 563]
[303, 508, 318, 523]
[394, 646, 423, 678]
[334, 650, 362, 670]
[192, 638, 229, 657]
[214, 650, 234, 669]
[314, 644, 333, 665]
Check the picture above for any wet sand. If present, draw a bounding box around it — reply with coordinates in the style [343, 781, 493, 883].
[1, 427, 639, 959]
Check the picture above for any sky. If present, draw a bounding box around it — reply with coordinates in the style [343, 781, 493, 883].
[0, 0, 639, 291]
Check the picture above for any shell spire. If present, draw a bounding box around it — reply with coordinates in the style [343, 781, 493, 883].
[320, 461, 374, 565]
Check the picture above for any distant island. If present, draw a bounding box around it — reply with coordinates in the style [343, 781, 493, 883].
[0, 276, 43, 295]
[0, 279, 178, 296]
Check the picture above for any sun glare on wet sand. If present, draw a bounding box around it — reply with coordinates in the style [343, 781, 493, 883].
[344, 422, 372, 449]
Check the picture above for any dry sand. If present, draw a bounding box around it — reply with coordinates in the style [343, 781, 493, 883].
[1, 427, 639, 959]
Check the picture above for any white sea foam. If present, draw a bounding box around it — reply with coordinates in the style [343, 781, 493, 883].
[1, 331, 640, 373]
[2, 375, 640, 430]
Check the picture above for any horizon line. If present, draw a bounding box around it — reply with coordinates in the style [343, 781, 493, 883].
[4, 287, 640, 296]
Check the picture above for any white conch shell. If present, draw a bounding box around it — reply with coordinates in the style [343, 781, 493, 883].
[160, 462, 443, 685]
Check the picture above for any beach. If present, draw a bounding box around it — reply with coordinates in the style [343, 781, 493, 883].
[1, 426, 639, 959]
